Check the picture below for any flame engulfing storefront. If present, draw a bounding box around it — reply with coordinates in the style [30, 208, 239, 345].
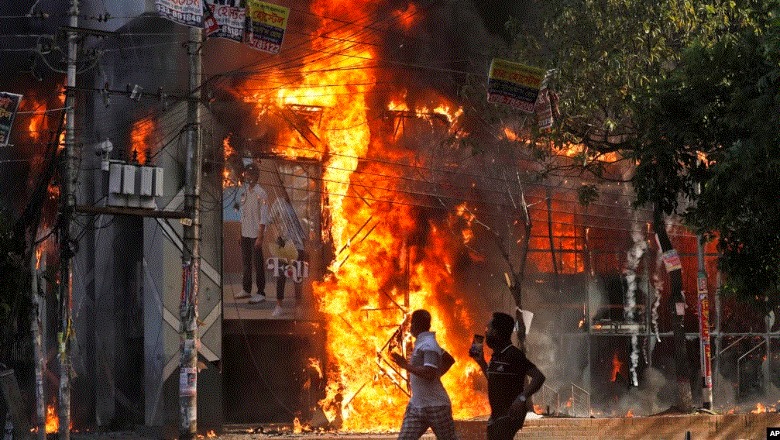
[217, 0, 497, 428]
[213, 0, 645, 430]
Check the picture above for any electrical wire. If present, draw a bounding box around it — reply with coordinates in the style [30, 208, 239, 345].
[56, 82, 643, 211]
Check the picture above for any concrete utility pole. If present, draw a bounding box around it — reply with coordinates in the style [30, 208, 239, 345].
[695, 176, 714, 410]
[58, 1, 79, 439]
[696, 236, 713, 409]
[696, 161, 712, 410]
[179, 25, 203, 440]
[32, 243, 45, 440]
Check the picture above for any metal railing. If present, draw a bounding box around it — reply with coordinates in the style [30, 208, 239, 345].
[538, 382, 560, 415]
[716, 335, 747, 359]
[570, 383, 591, 417]
[736, 339, 766, 398]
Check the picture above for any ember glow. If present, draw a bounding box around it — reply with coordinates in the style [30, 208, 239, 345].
[35, 246, 43, 270]
[25, 96, 48, 143]
[751, 403, 766, 414]
[610, 352, 623, 382]
[130, 118, 156, 164]
[223, 136, 236, 187]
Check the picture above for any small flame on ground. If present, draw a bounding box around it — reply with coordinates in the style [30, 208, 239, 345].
[533, 404, 543, 415]
[45, 404, 58, 434]
[393, 3, 419, 30]
[626, 409, 634, 417]
[293, 417, 303, 434]
[751, 403, 766, 413]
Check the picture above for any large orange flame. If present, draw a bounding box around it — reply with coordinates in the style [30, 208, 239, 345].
[234, 0, 488, 431]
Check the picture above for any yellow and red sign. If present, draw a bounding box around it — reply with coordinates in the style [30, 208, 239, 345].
[487, 58, 546, 113]
[245, 1, 290, 54]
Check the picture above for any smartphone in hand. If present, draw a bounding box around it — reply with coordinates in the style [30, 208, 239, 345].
[469, 334, 484, 357]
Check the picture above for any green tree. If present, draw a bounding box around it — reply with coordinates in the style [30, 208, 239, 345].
[486, 0, 772, 411]
[636, 0, 780, 305]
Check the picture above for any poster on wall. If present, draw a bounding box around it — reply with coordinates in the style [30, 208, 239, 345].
[222, 156, 319, 320]
[205, 0, 246, 41]
[155, 0, 204, 28]
[0, 92, 22, 147]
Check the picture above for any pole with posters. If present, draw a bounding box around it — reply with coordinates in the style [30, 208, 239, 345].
[697, 239, 713, 410]
[58, 1, 79, 438]
[179, 24, 203, 440]
[694, 158, 713, 410]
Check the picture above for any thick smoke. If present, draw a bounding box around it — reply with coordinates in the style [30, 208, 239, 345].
[624, 219, 647, 387]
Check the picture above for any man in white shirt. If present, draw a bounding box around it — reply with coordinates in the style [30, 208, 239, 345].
[235, 165, 271, 303]
[391, 309, 458, 440]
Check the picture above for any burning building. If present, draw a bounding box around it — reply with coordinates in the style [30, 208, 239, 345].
[2, 0, 779, 437]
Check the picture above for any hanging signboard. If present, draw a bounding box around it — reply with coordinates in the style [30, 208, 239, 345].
[535, 88, 553, 130]
[487, 58, 546, 114]
[155, 0, 204, 28]
[245, 0, 289, 54]
[205, 0, 246, 42]
[0, 92, 22, 147]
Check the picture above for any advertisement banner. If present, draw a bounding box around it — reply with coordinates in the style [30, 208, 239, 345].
[205, 0, 246, 42]
[699, 292, 713, 385]
[245, 0, 289, 54]
[0, 92, 22, 147]
[662, 249, 682, 272]
[156, 0, 204, 28]
[487, 58, 546, 114]
[698, 273, 712, 389]
[222, 158, 319, 321]
[179, 367, 197, 397]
